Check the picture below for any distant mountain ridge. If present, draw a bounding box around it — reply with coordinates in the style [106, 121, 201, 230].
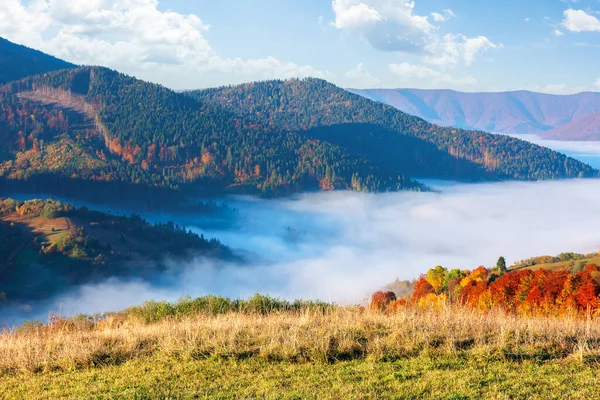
[0, 37, 76, 85]
[349, 88, 600, 141]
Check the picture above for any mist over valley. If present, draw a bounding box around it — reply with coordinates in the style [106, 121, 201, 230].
[4, 177, 600, 325]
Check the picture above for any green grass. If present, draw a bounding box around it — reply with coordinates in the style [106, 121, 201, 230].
[2, 354, 599, 399]
[512, 257, 600, 272]
[45, 230, 69, 246]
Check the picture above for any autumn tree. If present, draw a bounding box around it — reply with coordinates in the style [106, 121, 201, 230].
[426, 265, 448, 293]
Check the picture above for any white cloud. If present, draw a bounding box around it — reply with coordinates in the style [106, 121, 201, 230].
[524, 17, 530, 22]
[344, 62, 381, 88]
[563, 9, 600, 32]
[530, 83, 588, 95]
[443, 9, 455, 18]
[594, 79, 600, 89]
[431, 12, 445, 22]
[553, 29, 564, 36]
[432, 9, 455, 22]
[332, 0, 433, 53]
[332, 1, 497, 67]
[424, 34, 499, 67]
[389, 62, 476, 87]
[0, 0, 325, 89]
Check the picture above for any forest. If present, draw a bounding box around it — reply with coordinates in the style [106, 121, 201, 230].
[191, 79, 597, 181]
[372, 255, 600, 317]
[0, 37, 75, 86]
[0, 67, 423, 200]
[0, 39, 595, 207]
[0, 198, 230, 305]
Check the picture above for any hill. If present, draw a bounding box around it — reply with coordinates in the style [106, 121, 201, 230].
[349, 88, 600, 139]
[0, 37, 75, 85]
[0, 198, 230, 305]
[2, 293, 600, 398]
[542, 112, 600, 141]
[190, 80, 597, 181]
[0, 67, 423, 204]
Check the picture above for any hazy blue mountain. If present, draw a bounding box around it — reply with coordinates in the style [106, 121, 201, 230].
[350, 88, 600, 139]
[541, 112, 600, 141]
[0, 37, 76, 85]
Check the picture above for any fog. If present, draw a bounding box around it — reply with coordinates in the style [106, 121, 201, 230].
[3, 178, 598, 325]
[506, 134, 600, 169]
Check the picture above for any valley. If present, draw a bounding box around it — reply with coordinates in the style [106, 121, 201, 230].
[1, 6, 600, 396]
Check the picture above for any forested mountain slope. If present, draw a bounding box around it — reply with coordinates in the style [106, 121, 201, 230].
[0, 198, 230, 305]
[0, 67, 423, 202]
[190, 79, 597, 181]
[0, 38, 75, 85]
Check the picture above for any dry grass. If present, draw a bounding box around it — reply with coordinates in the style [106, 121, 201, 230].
[2, 304, 600, 376]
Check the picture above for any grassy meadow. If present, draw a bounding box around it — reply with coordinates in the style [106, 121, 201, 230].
[2, 296, 600, 399]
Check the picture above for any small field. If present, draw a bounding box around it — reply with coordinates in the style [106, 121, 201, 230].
[2, 299, 600, 399]
[512, 256, 600, 272]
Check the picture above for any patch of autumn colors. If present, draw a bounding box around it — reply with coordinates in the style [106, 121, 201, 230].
[369, 291, 396, 311]
[379, 262, 600, 318]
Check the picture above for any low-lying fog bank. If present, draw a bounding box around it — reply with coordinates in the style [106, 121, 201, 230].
[4, 179, 600, 325]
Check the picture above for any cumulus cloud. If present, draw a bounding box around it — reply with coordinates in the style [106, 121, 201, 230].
[332, 0, 498, 67]
[424, 34, 499, 67]
[553, 29, 564, 36]
[344, 62, 381, 87]
[389, 62, 476, 87]
[332, 0, 433, 53]
[563, 9, 600, 32]
[0, 0, 325, 89]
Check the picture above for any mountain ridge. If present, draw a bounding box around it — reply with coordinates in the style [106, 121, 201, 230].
[0, 37, 76, 85]
[0, 37, 597, 208]
[349, 88, 600, 140]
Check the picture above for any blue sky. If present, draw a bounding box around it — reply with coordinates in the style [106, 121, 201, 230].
[1, 0, 600, 93]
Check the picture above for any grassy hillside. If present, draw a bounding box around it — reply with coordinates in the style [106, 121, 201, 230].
[0, 198, 230, 305]
[191, 79, 598, 181]
[2, 297, 600, 398]
[510, 252, 600, 271]
[0, 37, 75, 85]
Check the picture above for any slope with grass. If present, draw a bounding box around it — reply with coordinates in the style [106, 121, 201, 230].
[0, 198, 230, 305]
[191, 80, 598, 182]
[2, 296, 600, 398]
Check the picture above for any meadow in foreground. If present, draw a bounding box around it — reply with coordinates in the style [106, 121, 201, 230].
[2, 295, 600, 399]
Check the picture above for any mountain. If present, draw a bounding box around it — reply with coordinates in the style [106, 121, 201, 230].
[0, 41, 596, 205]
[0, 67, 423, 204]
[0, 198, 230, 304]
[189, 79, 597, 181]
[349, 88, 600, 138]
[0, 37, 76, 85]
[541, 112, 600, 141]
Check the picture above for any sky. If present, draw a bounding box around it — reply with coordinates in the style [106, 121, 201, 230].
[1, 0, 600, 93]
